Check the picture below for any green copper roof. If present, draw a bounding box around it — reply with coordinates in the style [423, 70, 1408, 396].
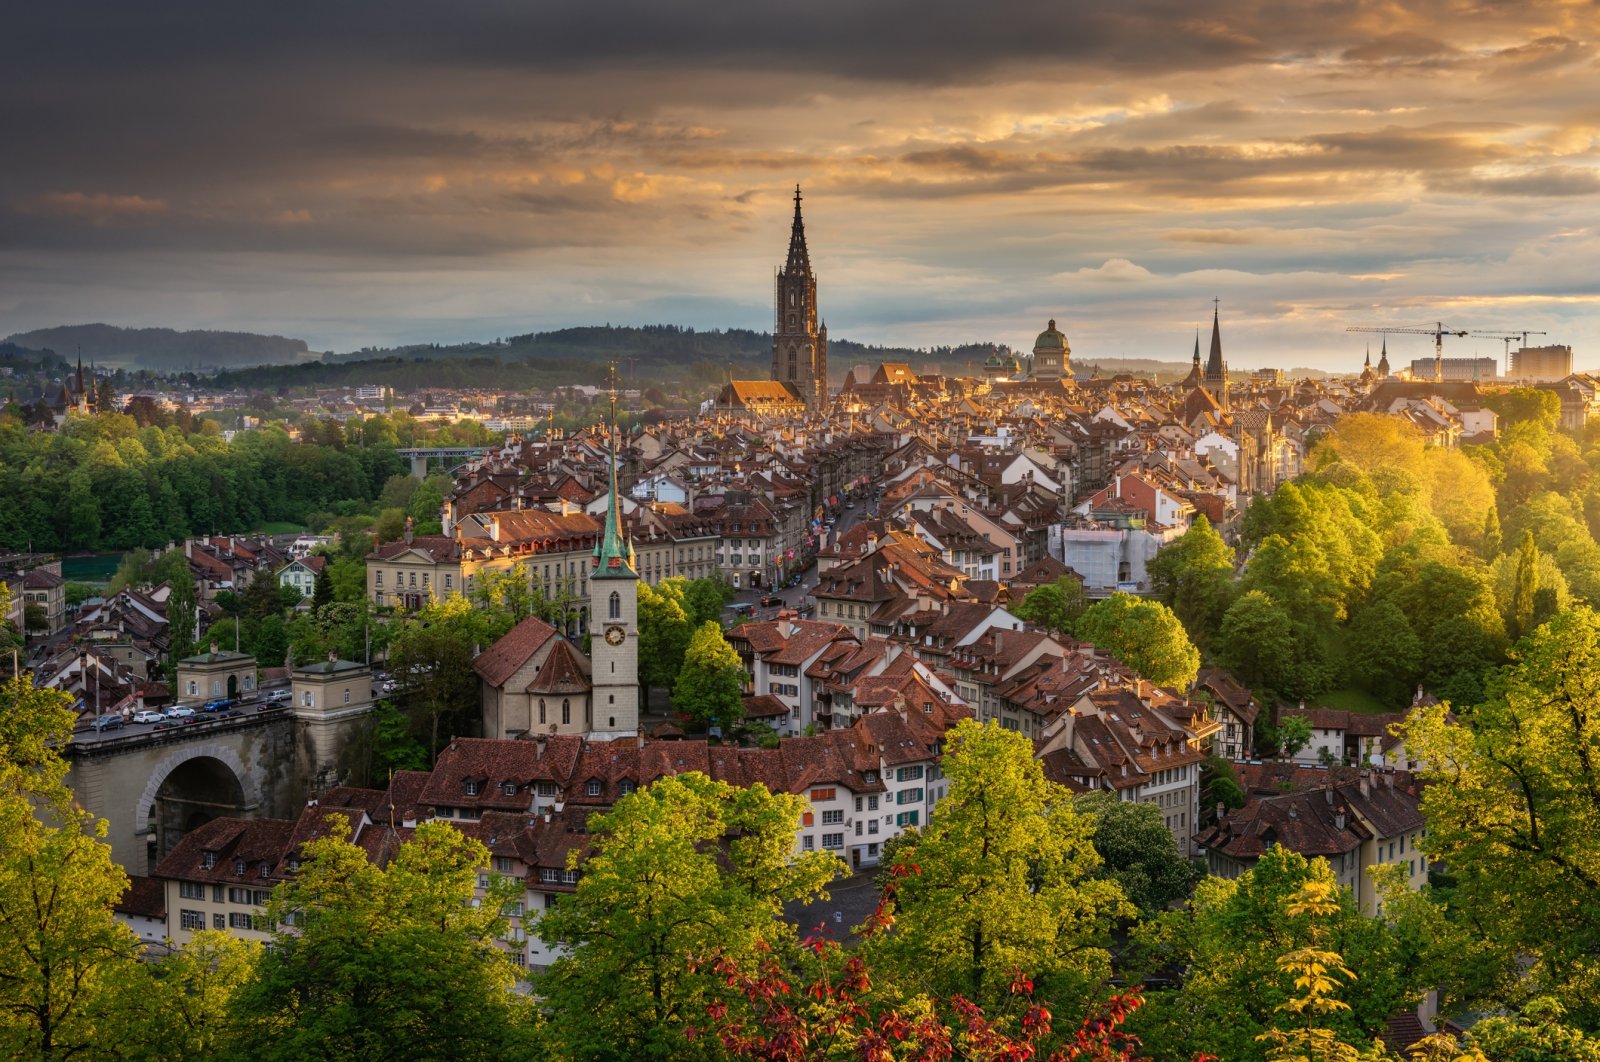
[591, 424, 637, 580]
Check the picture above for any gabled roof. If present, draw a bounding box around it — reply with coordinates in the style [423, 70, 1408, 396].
[473, 615, 561, 688]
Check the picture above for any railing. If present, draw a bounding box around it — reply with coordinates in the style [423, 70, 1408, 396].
[68, 704, 290, 756]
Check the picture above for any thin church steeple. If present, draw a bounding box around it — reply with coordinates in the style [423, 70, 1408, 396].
[786, 184, 811, 276]
[592, 369, 636, 580]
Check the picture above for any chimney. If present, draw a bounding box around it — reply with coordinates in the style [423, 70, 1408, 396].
[1215, 802, 1225, 824]
[1358, 770, 1370, 798]
[535, 736, 546, 760]
[1287, 803, 1298, 819]
[1334, 809, 1347, 831]
[1384, 770, 1394, 790]
[209, 640, 219, 656]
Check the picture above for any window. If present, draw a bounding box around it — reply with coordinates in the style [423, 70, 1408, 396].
[821, 833, 844, 849]
[465, 780, 480, 796]
[608, 591, 620, 620]
[229, 912, 254, 930]
[180, 881, 205, 899]
[868, 820, 879, 835]
[180, 910, 204, 931]
[822, 809, 844, 825]
[562, 699, 571, 725]
[502, 782, 517, 797]
[802, 835, 815, 850]
[809, 788, 835, 802]
[540, 868, 559, 884]
[202, 851, 216, 869]
[213, 913, 226, 930]
[445, 574, 452, 590]
[188, 680, 198, 696]
[536, 781, 557, 797]
[303, 691, 314, 707]
[409, 572, 416, 587]
[539, 699, 546, 724]
[229, 887, 253, 904]
[343, 689, 351, 704]
[896, 765, 924, 782]
[259, 862, 270, 878]
[586, 779, 602, 797]
[867, 795, 879, 811]
[620, 780, 636, 796]
[494, 856, 517, 874]
[897, 788, 923, 805]
[477, 873, 490, 889]
[895, 810, 920, 828]
[854, 797, 862, 812]
[376, 572, 383, 587]
[562, 869, 579, 885]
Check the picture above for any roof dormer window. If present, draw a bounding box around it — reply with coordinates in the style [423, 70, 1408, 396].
[619, 780, 636, 796]
[464, 780, 480, 796]
[202, 851, 216, 869]
[501, 782, 517, 797]
[587, 779, 603, 797]
[234, 858, 247, 875]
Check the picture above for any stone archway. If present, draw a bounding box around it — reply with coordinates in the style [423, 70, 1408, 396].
[137, 743, 257, 871]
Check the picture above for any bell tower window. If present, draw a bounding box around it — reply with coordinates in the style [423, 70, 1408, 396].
[608, 591, 620, 620]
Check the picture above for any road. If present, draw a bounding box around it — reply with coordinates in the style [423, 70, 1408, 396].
[782, 869, 884, 944]
[728, 495, 874, 622]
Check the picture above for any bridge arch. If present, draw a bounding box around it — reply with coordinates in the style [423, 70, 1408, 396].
[137, 743, 261, 866]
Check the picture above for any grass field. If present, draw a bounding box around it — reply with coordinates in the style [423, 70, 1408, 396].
[1310, 687, 1396, 714]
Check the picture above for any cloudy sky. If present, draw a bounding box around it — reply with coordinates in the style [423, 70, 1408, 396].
[2, 0, 1597, 370]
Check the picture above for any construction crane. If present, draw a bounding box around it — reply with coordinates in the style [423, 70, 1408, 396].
[1471, 330, 1547, 376]
[1346, 322, 1468, 382]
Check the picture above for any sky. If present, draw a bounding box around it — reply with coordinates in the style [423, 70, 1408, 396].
[2, 0, 1598, 371]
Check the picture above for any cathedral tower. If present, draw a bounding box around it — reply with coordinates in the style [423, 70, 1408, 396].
[588, 401, 639, 740]
[772, 186, 829, 410]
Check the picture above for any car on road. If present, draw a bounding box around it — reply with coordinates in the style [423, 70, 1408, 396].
[758, 595, 783, 607]
[202, 698, 234, 712]
[90, 714, 124, 732]
[165, 705, 196, 719]
[132, 710, 164, 724]
[265, 688, 292, 704]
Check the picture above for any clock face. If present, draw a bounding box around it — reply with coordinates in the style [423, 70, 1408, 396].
[604, 625, 626, 646]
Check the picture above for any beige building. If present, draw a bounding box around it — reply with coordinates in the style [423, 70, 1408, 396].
[175, 647, 257, 703]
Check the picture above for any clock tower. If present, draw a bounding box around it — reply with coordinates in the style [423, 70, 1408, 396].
[588, 410, 639, 740]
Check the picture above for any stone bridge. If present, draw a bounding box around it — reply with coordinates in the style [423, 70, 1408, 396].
[65, 660, 378, 873]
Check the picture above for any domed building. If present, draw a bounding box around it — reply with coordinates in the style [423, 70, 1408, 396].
[981, 345, 1022, 382]
[1029, 319, 1070, 381]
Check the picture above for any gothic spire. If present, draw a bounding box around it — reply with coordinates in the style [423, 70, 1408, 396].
[785, 184, 811, 276]
[1192, 329, 1201, 368]
[592, 369, 636, 580]
[1204, 301, 1225, 381]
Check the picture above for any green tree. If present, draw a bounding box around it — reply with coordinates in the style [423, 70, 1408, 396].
[1075, 593, 1201, 688]
[388, 596, 482, 759]
[311, 564, 334, 611]
[1402, 607, 1600, 1026]
[537, 772, 838, 1060]
[1278, 714, 1313, 758]
[1345, 600, 1423, 706]
[1075, 791, 1202, 914]
[1481, 505, 1502, 560]
[1148, 515, 1236, 648]
[165, 566, 198, 684]
[675, 576, 735, 627]
[671, 620, 745, 728]
[231, 818, 534, 1060]
[137, 930, 261, 1058]
[1510, 530, 1540, 640]
[1012, 575, 1087, 638]
[869, 720, 1129, 1011]
[1128, 848, 1416, 1062]
[0, 678, 145, 1058]
[638, 580, 692, 693]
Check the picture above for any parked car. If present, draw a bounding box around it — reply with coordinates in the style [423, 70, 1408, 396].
[90, 714, 124, 732]
[165, 705, 196, 719]
[132, 710, 164, 724]
[265, 688, 292, 704]
[202, 698, 234, 712]
[758, 595, 783, 607]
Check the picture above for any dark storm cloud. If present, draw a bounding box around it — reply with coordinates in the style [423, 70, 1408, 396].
[0, 0, 1596, 365]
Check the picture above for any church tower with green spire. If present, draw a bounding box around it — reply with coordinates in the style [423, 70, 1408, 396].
[588, 395, 639, 740]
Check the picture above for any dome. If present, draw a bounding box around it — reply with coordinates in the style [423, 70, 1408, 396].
[984, 348, 1006, 367]
[1033, 319, 1069, 352]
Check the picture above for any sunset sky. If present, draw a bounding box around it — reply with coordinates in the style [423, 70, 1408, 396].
[3, 0, 1598, 370]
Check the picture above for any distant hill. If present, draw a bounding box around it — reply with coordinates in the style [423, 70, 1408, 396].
[323, 324, 1006, 377]
[3, 324, 318, 370]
